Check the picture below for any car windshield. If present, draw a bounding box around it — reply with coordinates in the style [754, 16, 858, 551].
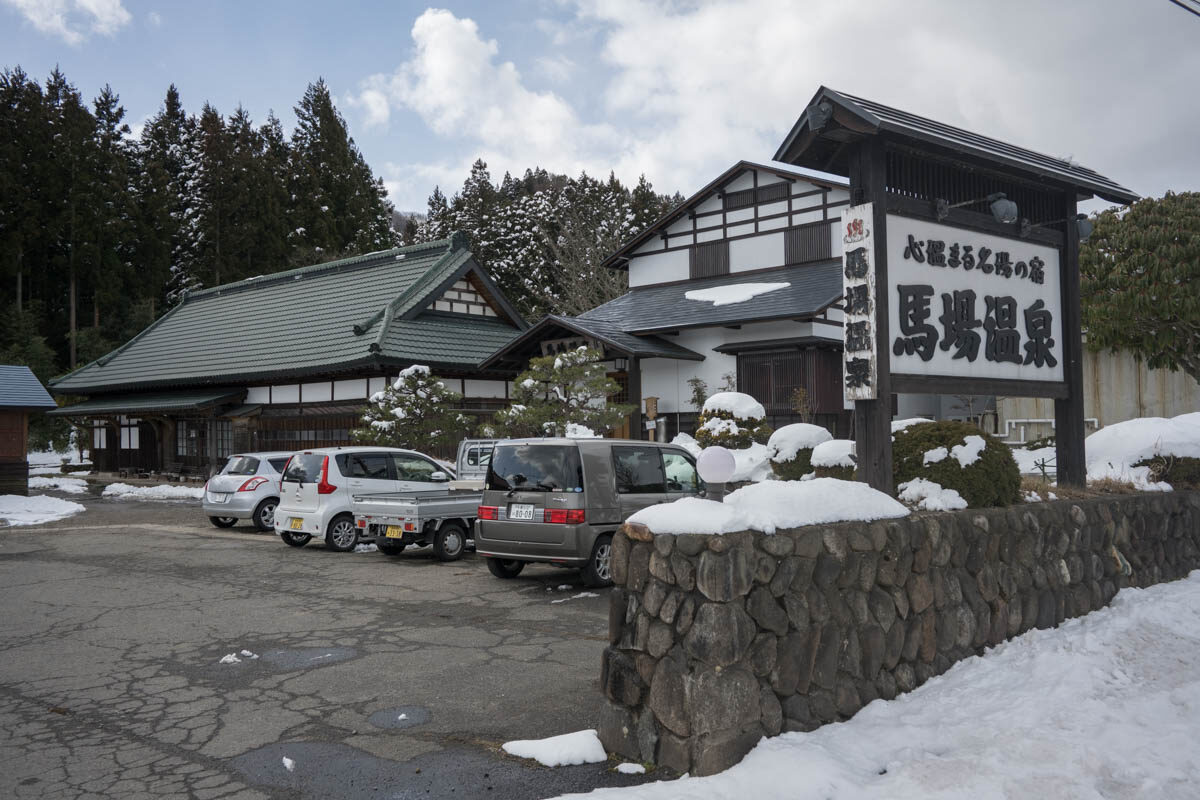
[282, 453, 324, 484]
[223, 456, 259, 476]
[486, 444, 582, 493]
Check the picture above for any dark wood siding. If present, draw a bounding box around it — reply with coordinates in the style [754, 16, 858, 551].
[689, 240, 730, 279]
[736, 348, 849, 437]
[723, 188, 755, 210]
[757, 181, 790, 204]
[785, 221, 833, 265]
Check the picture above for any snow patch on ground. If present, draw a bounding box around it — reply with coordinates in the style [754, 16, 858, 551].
[1012, 446, 1056, 476]
[28, 476, 88, 494]
[629, 479, 909, 535]
[102, 483, 204, 501]
[354, 543, 378, 553]
[569, 572, 1200, 800]
[502, 729, 607, 767]
[0, 494, 86, 526]
[701, 392, 765, 421]
[811, 440, 855, 470]
[684, 282, 789, 307]
[616, 763, 646, 774]
[551, 592, 600, 605]
[768, 424, 832, 464]
[898, 478, 968, 511]
[281, 756, 295, 772]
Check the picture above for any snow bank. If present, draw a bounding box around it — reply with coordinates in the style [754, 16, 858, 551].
[768, 424, 832, 463]
[102, 483, 204, 501]
[731, 443, 773, 483]
[702, 392, 765, 421]
[1085, 412, 1200, 489]
[1012, 446, 1055, 475]
[28, 476, 88, 494]
[811, 440, 855, 469]
[672, 433, 703, 457]
[684, 282, 790, 307]
[502, 729, 607, 767]
[628, 478, 909, 535]
[898, 478, 968, 511]
[568, 571, 1200, 800]
[0, 494, 86, 526]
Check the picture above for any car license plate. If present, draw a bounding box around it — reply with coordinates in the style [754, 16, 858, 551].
[209, 492, 231, 503]
[509, 503, 535, 521]
[289, 517, 304, 530]
[385, 525, 404, 538]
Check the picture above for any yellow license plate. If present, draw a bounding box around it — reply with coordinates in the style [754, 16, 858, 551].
[385, 526, 404, 538]
[289, 518, 304, 530]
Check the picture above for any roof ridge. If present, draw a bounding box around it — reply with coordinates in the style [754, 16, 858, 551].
[184, 237, 455, 303]
[373, 237, 473, 351]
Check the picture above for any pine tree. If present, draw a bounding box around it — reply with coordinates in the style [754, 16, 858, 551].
[0, 68, 50, 317]
[89, 85, 138, 340]
[490, 347, 631, 437]
[351, 365, 472, 451]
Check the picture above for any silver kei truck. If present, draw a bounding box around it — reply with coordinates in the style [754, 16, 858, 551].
[351, 439, 497, 562]
[474, 438, 704, 587]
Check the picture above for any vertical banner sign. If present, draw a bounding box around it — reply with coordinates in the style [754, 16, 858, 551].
[842, 203, 877, 400]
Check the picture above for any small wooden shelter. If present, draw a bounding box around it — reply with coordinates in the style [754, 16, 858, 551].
[0, 365, 58, 495]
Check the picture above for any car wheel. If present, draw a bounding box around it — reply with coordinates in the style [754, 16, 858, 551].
[486, 557, 525, 579]
[280, 531, 311, 548]
[252, 498, 278, 532]
[209, 516, 237, 528]
[581, 534, 614, 588]
[325, 514, 358, 552]
[378, 541, 406, 555]
[433, 523, 466, 562]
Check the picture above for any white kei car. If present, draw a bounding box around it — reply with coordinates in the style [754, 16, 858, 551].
[274, 446, 451, 551]
[202, 452, 294, 531]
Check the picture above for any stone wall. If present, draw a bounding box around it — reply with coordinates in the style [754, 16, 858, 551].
[598, 492, 1200, 776]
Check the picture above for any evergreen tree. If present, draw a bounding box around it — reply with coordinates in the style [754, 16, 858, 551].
[0, 68, 50, 317]
[89, 85, 138, 338]
[490, 347, 631, 437]
[351, 365, 472, 452]
[191, 102, 235, 287]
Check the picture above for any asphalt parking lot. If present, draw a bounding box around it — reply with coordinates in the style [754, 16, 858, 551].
[0, 488, 660, 799]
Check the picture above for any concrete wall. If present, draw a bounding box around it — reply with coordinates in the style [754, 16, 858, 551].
[998, 348, 1200, 444]
[598, 492, 1200, 776]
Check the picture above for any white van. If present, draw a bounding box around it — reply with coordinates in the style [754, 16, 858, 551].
[274, 446, 450, 551]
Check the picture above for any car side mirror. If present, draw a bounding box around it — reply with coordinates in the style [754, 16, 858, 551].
[430, 471, 449, 482]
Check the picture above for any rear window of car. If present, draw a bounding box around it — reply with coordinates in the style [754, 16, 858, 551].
[486, 444, 583, 493]
[282, 453, 324, 484]
[223, 456, 260, 476]
[267, 458, 290, 473]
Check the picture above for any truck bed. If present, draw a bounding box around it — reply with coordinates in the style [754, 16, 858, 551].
[351, 489, 482, 519]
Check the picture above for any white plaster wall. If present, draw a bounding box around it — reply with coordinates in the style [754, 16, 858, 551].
[696, 228, 724, 244]
[792, 193, 823, 211]
[792, 209, 824, 225]
[758, 200, 788, 217]
[464, 379, 508, 399]
[726, 172, 754, 192]
[302, 382, 332, 403]
[726, 208, 754, 224]
[730, 232, 784, 273]
[726, 222, 755, 239]
[629, 249, 690, 287]
[759, 216, 788, 232]
[368, 377, 386, 397]
[827, 188, 851, 204]
[695, 194, 722, 214]
[333, 379, 369, 401]
[271, 384, 299, 403]
[246, 386, 269, 404]
[667, 216, 693, 237]
[633, 236, 663, 255]
[830, 222, 843, 257]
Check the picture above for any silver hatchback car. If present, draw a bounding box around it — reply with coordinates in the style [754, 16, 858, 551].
[203, 452, 294, 530]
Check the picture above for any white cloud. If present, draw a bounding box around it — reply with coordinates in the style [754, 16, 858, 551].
[2, 0, 130, 43]
[363, 2, 1199, 210]
[146, 9, 160, 27]
[345, 87, 391, 130]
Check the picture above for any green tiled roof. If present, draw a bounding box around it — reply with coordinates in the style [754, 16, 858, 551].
[50, 236, 525, 394]
[0, 365, 57, 408]
[47, 389, 243, 416]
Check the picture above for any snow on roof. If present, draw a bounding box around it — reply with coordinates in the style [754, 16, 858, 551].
[685, 282, 790, 307]
[627, 478, 909, 535]
[703, 391, 766, 420]
[769, 423, 833, 463]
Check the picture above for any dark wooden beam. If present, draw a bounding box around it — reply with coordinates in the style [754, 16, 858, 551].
[891, 374, 1069, 400]
[848, 138, 894, 493]
[1055, 195, 1086, 486]
[629, 357, 643, 441]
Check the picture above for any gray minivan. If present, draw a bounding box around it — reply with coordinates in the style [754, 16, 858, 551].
[475, 438, 703, 587]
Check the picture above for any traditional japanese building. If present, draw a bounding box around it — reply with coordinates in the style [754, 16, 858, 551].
[483, 161, 859, 439]
[49, 234, 526, 475]
[0, 366, 58, 494]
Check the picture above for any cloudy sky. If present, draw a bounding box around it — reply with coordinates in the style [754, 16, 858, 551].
[3, 0, 1198, 213]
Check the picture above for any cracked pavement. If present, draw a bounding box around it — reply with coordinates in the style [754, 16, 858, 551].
[0, 492, 659, 799]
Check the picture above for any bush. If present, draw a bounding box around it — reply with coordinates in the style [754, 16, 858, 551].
[693, 392, 773, 449]
[892, 420, 1020, 508]
[768, 423, 832, 480]
[811, 439, 856, 480]
[1134, 455, 1200, 489]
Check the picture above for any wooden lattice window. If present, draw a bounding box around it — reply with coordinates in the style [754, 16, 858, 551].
[690, 240, 730, 279]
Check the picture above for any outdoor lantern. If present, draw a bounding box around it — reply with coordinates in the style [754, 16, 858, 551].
[988, 193, 1019, 224]
[613, 357, 629, 372]
[1075, 214, 1094, 241]
[697, 446, 736, 502]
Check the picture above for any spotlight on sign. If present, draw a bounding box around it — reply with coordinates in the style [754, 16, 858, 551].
[988, 193, 1019, 224]
[1075, 214, 1094, 242]
[697, 446, 736, 502]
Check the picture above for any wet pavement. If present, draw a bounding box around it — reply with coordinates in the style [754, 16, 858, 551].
[0, 490, 664, 799]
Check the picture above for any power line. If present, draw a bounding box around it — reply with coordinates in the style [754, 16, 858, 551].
[1168, 0, 1200, 19]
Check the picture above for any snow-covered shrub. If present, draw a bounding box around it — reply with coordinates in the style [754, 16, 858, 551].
[491, 346, 631, 438]
[352, 364, 472, 452]
[693, 391, 772, 449]
[812, 439, 856, 480]
[892, 420, 1020, 508]
[768, 423, 832, 480]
